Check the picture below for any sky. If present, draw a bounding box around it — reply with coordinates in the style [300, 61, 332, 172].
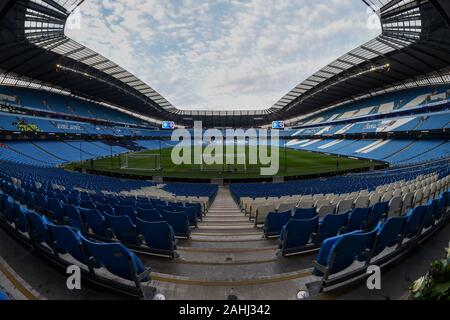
[66, 0, 380, 111]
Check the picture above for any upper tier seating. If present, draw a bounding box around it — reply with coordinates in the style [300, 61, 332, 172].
[298, 86, 449, 126]
[0, 86, 147, 126]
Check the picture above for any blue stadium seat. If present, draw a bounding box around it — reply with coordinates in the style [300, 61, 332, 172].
[293, 207, 317, 220]
[115, 205, 137, 223]
[79, 233, 151, 287]
[313, 229, 377, 277]
[47, 198, 64, 222]
[347, 207, 371, 232]
[404, 206, 426, 239]
[104, 214, 140, 245]
[422, 199, 438, 229]
[46, 222, 88, 264]
[136, 208, 162, 222]
[264, 210, 292, 238]
[96, 204, 115, 216]
[79, 208, 111, 239]
[62, 204, 82, 229]
[372, 216, 406, 257]
[135, 219, 176, 256]
[279, 216, 319, 255]
[161, 210, 190, 239]
[0, 291, 9, 300]
[367, 201, 388, 229]
[316, 212, 349, 243]
[14, 205, 30, 233]
[25, 211, 52, 245]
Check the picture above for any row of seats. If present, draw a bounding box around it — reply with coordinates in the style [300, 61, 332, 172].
[271, 173, 449, 255]
[0, 191, 152, 298]
[287, 138, 450, 165]
[297, 86, 448, 126]
[0, 111, 164, 137]
[240, 170, 442, 218]
[312, 190, 450, 292]
[254, 173, 447, 230]
[236, 159, 449, 199]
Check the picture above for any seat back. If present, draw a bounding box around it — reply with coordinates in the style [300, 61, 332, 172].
[404, 206, 426, 239]
[104, 214, 139, 245]
[137, 208, 162, 222]
[79, 233, 148, 282]
[162, 210, 190, 238]
[79, 208, 109, 238]
[293, 207, 316, 220]
[96, 204, 115, 216]
[368, 201, 388, 229]
[313, 229, 377, 276]
[47, 198, 63, 221]
[282, 216, 319, 250]
[373, 216, 406, 256]
[347, 207, 370, 232]
[354, 196, 369, 208]
[136, 219, 175, 252]
[316, 212, 349, 243]
[318, 205, 336, 217]
[422, 199, 438, 229]
[46, 223, 87, 264]
[26, 211, 52, 245]
[337, 199, 353, 214]
[264, 211, 292, 236]
[62, 204, 82, 229]
[388, 196, 403, 216]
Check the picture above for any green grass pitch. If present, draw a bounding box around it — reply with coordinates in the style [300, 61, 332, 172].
[65, 146, 375, 180]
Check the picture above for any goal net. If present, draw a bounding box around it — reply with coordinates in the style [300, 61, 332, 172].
[120, 152, 162, 171]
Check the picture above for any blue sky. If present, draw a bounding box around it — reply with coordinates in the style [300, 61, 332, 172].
[67, 0, 380, 111]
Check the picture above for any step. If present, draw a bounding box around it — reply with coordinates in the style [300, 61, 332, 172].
[197, 224, 255, 230]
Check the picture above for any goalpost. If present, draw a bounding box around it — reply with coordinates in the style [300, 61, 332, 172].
[120, 152, 162, 171]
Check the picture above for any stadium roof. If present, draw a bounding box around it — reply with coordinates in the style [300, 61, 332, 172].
[0, 0, 450, 127]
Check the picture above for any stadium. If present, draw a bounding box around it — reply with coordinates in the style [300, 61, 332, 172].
[0, 0, 449, 303]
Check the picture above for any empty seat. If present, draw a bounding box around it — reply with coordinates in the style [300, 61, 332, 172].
[254, 204, 276, 227]
[79, 208, 111, 239]
[136, 219, 176, 256]
[62, 204, 82, 229]
[347, 207, 371, 232]
[316, 212, 349, 243]
[279, 216, 319, 255]
[264, 211, 292, 237]
[372, 216, 407, 257]
[336, 199, 353, 214]
[161, 210, 190, 239]
[293, 207, 316, 220]
[313, 229, 377, 277]
[368, 201, 388, 229]
[404, 206, 426, 239]
[47, 198, 64, 222]
[317, 205, 336, 217]
[104, 214, 140, 245]
[79, 233, 151, 293]
[137, 208, 162, 222]
[26, 211, 52, 245]
[388, 196, 403, 216]
[96, 204, 115, 216]
[46, 222, 88, 264]
[354, 196, 369, 208]
[422, 199, 437, 229]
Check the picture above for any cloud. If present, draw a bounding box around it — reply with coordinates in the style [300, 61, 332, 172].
[67, 0, 380, 111]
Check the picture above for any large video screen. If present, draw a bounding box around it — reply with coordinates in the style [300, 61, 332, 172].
[272, 121, 285, 129]
[162, 121, 175, 130]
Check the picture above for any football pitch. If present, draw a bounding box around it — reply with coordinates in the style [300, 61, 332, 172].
[66, 146, 375, 179]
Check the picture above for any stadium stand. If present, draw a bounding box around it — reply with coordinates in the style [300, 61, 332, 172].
[0, 0, 449, 301]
